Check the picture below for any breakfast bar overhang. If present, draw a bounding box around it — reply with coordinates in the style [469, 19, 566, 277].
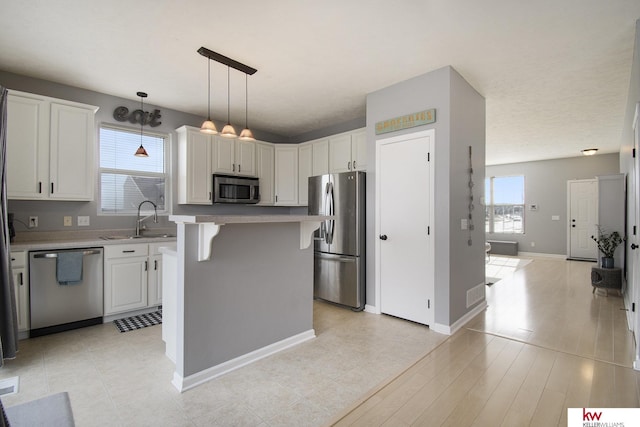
[166, 215, 329, 392]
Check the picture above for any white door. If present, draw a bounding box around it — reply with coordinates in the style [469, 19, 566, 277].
[630, 103, 640, 355]
[377, 130, 434, 326]
[567, 179, 598, 260]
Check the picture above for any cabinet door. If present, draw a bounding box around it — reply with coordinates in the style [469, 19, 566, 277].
[178, 127, 212, 204]
[312, 139, 329, 176]
[235, 140, 256, 176]
[148, 254, 163, 307]
[351, 129, 367, 171]
[104, 256, 148, 315]
[213, 137, 236, 174]
[298, 143, 312, 206]
[6, 94, 48, 199]
[11, 266, 29, 332]
[329, 134, 352, 173]
[49, 102, 95, 200]
[274, 145, 298, 205]
[256, 142, 275, 205]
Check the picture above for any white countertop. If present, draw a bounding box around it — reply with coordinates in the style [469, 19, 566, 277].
[169, 214, 332, 224]
[10, 232, 177, 252]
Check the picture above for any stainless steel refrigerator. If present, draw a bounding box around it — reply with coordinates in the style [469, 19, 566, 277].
[308, 171, 365, 310]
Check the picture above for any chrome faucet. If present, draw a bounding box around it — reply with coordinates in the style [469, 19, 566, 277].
[135, 200, 158, 237]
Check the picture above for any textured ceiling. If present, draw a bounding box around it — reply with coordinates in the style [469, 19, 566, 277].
[1, 0, 638, 165]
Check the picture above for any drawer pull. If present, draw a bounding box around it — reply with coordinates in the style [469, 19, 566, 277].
[122, 250, 136, 253]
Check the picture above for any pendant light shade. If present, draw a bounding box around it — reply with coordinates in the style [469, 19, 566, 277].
[134, 91, 149, 157]
[220, 66, 237, 138]
[200, 58, 218, 134]
[239, 73, 255, 141]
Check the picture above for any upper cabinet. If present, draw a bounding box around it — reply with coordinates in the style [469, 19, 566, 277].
[298, 142, 312, 206]
[212, 137, 256, 177]
[274, 144, 299, 206]
[177, 126, 212, 205]
[328, 128, 367, 173]
[256, 142, 275, 205]
[7, 90, 98, 201]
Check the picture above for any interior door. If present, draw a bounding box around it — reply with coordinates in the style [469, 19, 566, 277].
[568, 179, 598, 260]
[378, 130, 433, 326]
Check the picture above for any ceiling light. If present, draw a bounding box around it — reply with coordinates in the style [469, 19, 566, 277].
[581, 148, 598, 156]
[220, 66, 237, 138]
[239, 73, 255, 141]
[200, 57, 218, 134]
[134, 91, 149, 157]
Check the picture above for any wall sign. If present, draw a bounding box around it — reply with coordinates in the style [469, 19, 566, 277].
[113, 106, 162, 127]
[375, 109, 435, 135]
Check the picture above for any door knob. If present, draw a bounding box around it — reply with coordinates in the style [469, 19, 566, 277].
[379, 234, 388, 241]
[631, 243, 638, 250]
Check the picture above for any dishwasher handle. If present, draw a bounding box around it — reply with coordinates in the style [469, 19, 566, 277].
[32, 249, 102, 259]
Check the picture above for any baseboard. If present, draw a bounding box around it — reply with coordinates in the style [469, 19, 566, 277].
[430, 301, 488, 335]
[517, 251, 566, 259]
[103, 305, 161, 323]
[172, 329, 316, 392]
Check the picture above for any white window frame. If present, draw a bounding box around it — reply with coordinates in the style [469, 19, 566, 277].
[98, 123, 171, 216]
[485, 175, 525, 234]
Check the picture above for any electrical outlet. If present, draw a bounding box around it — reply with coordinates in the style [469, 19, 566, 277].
[28, 216, 38, 228]
[77, 216, 90, 226]
[531, 241, 536, 247]
[63, 216, 72, 227]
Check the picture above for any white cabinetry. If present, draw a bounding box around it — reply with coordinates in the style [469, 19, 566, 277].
[312, 138, 329, 176]
[328, 128, 367, 173]
[274, 144, 299, 206]
[10, 251, 29, 332]
[104, 244, 149, 315]
[256, 142, 275, 205]
[6, 90, 98, 201]
[177, 126, 212, 204]
[148, 243, 165, 307]
[298, 142, 312, 206]
[212, 137, 256, 176]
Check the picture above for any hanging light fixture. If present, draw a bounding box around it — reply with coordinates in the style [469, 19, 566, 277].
[239, 72, 255, 141]
[200, 57, 218, 134]
[581, 148, 598, 156]
[134, 91, 149, 157]
[220, 66, 237, 138]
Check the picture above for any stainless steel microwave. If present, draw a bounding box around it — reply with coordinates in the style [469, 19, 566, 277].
[212, 174, 260, 204]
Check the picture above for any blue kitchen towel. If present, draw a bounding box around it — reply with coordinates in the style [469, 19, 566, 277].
[56, 252, 83, 285]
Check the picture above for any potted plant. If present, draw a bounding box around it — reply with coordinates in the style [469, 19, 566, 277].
[591, 227, 623, 268]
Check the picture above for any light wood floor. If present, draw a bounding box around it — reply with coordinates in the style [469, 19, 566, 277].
[330, 257, 640, 426]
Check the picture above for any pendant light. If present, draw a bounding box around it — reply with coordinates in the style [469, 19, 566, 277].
[134, 91, 149, 157]
[239, 72, 255, 141]
[200, 58, 218, 134]
[220, 66, 237, 138]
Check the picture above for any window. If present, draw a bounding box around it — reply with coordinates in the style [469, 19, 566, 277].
[99, 125, 168, 214]
[485, 175, 524, 234]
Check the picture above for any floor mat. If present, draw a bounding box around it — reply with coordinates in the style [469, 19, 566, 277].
[113, 310, 162, 333]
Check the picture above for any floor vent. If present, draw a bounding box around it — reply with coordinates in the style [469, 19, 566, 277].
[0, 376, 19, 396]
[467, 283, 486, 308]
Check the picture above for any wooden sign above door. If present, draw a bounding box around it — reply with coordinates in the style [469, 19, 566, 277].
[375, 109, 436, 135]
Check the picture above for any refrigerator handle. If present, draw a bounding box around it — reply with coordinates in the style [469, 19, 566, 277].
[326, 182, 335, 244]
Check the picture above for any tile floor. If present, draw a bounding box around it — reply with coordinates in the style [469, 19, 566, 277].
[0, 301, 448, 426]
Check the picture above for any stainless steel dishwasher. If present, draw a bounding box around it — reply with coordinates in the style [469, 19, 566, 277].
[29, 247, 104, 337]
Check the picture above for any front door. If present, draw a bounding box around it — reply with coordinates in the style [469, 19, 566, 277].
[377, 130, 434, 326]
[567, 179, 598, 260]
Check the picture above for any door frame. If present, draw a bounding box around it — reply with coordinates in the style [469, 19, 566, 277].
[375, 129, 435, 325]
[632, 103, 640, 370]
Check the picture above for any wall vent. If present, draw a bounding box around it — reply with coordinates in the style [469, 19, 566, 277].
[0, 376, 19, 396]
[467, 283, 486, 308]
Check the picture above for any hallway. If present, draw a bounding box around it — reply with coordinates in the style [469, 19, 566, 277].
[332, 256, 640, 426]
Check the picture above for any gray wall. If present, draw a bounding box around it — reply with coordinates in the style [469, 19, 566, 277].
[0, 70, 293, 236]
[366, 66, 486, 327]
[486, 153, 620, 255]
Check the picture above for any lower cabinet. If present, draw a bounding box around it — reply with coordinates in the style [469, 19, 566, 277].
[10, 251, 29, 332]
[104, 242, 168, 316]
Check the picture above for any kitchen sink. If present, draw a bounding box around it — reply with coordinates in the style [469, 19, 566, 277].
[100, 233, 175, 240]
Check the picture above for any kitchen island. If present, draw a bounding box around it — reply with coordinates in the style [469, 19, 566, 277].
[165, 215, 329, 392]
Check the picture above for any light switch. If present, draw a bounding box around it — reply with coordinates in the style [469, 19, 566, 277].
[77, 216, 90, 226]
[461, 218, 468, 230]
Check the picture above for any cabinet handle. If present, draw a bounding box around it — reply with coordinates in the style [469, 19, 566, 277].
[51, 183, 54, 194]
[348, 161, 352, 170]
[353, 160, 356, 169]
[209, 191, 212, 201]
[154, 260, 158, 270]
[145, 260, 148, 271]
[233, 164, 236, 172]
[38, 182, 42, 193]
[238, 164, 241, 173]
[19, 272, 23, 285]
[122, 250, 135, 253]
[276, 195, 278, 203]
